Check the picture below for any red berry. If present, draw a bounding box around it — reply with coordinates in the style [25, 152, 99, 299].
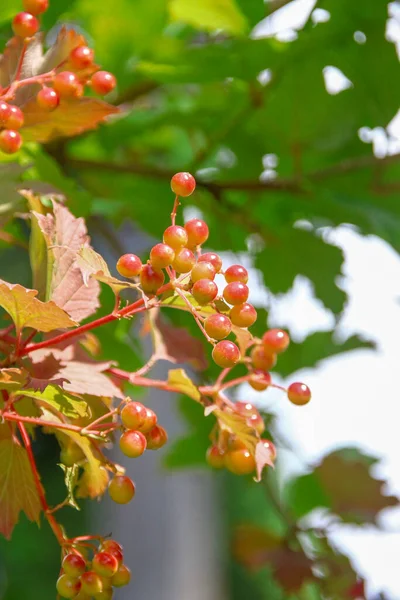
[198, 252, 223, 273]
[223, 282, 249, 305]
[121, 401, 147, 429]
[93, 552, 119, 577]
[170, 172, 196, 197]
[146, 425, 168, 450]
[235, 401, 257, 417]
[106, 546, 123, 566]
[137, 407, 157, 433]
[119, 430, 147, 458]
[70, 45, 94, 69]
[108, 475, 135, 504]
[80, 571, 103, 596]
[140, 264, 165, 294]
[91, 71, 116, 95]
[262, 328, 290, 353]
[12, 12, 39, 38]
[287, 382, 311, 406]
[163, 225, 188, 249]
[192, 279, 218, 305]
[150, 243, 175, 270]
[101, 540, 123, 554]
[62, 554, 86, 577]
[0, 102, 11, 125]
[225, 449, 255, 475]
[230, 303, 257, 328]
[37, 86, 59, 111]
[171, 247, 195, 273]
[116, 253, 142, 278]
[204, 314, 232, 340]
[23, 0, 49, 14]
[206, 446, 225, 469]
[0, 130, 22, 154]
[6, 105, 24, 129]
[248, 412, 265, 435]
[261, 439, 277, 461]
[251, 346, 277, 371]
[249, 370, 271, 391]
[191, 261, 216, 282]
[184, 219, 209, 248]
[53, 71, 82, 98]
[56, 574, 81, 599]
[111, 564, 131, 587]
[212, 340, 240, 368]
[224, 264, 248, 284]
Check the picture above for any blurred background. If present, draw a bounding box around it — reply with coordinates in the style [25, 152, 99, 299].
[0, 0, 400, 598]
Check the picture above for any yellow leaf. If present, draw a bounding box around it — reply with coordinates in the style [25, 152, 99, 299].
[167, 368, 201, 402]
[169, 0, 248, 35]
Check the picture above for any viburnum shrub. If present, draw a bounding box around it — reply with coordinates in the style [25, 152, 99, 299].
[0, 2, 312, 598]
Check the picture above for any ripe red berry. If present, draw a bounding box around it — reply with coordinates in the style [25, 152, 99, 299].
[56, 574, 81, 598]
[248, 412, 265, 435]
[105, 546, 123, 566]
[70, 45, 94, 69]
[0, 130, 22, 154]
[251, 346, 277, 371]
[184, 219, 209, 248]
[223, 282, 249, 305]
[62, 553, 86, 577]
[170, 172, 196, 197]
[146, 425, 168, 450]
[262, 328, 290, 354]
[163, 225, 188, 249]
[261, 439, 277, 461]
[121, 401, 147, 429]
[249, 370, 271, 391]
[192, 279, 218, 305]
[23, 0, 49, 14]
[108, 475, 136, 504]
[80, 571, 103, 596]
[191, 261, 216, 282]
[140, 264, 165, 294]
[119, 430, 147, 458]
[206, 446, 225, 469]
[225, 449, 256, 475]
[53, 71, 82, 98]
[91, 71, 116, 95]
[93, 552, 119, 577]
[150, 243, 175, 270]
[116, 253, 142, 278]
[6, 105, 24, 129]
[224, 264, 248, 284]
[229, 303, 257, 328]
[101, 540, 123, 554]
[235, 401, 257, 417]
[0, 102, 11, 125]
[212, 340, 240, 368]
[204, 314, 232, 340]
[111, 564, 131, 587]
[171, 247, 195, 273]
[287, 382, 311, 406]
[137, 407, 157, 433]
[37, 86, 59, 111]
[12, 12, 39, 38]
[198, 252, 223, 273]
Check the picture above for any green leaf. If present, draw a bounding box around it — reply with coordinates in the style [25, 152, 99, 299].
[0, 2, 20, 23]
[169, 0, 249, 35]
[25, 192, 48, 300]
[59, 463, 81, 511]
[167, 368, 201, 402]
[19, 385, 89, 419]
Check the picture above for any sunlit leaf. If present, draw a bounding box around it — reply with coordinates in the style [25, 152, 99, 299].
[0, 368, 28, 391]
[76, 246, 139, 295]
[167, 368, 201, 402]
[169, 0, 249, 35]
[18, 385, 89, 419]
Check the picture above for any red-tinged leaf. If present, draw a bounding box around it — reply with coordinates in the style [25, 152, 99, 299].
[0, 368, 28, 391]
[32, 201, 100, 322]
[0, 35, 43, 90]
[0, 439, 42, 539]
[315, 537, 360, 599]
[232, 324, 253, 356]
[76, 246, 139, 295]
[233, 525, 313, 592]
[18, 385, 89, 419]
[167, 368, 202, 402]
[0, 280, 77, 335]
[39, 27, 87, 73]
[156, 315, 208, 371]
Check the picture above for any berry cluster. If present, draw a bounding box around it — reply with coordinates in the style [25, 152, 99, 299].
[0, 0, 116, 154]
[57, 540, 130, 600]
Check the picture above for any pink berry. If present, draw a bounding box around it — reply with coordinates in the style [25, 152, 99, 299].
[119, 430, 147, 458]
[37, 87, 59, 111]
[192, 279, 218, 305]
[204, 314, 232, 339]
[116, 253, 142, 278]
[0, 130, 22, 154]
[150, 243, 175, 270]
[249, 370, 271, 391]
[23, 0, 49, 14]
[140, 264, 165, 294]
[230, 303, 257, 328]
[53, 72, 82, 98]
[212, 340, 240, 368]
[223, 282, 249, 305]
[91, 71, 116, 95]
[262, 329, 290, 353]
[12, 12, 39, 38]
[146, 425, 168, 450]
[198, 252, 223, 273]
[70, 45, 94, 69]
[163, 225, 188, 249]
[170, 172, 196, 197]
[251, 346, 277, 371]
[191, 261, 216, 282]
[171, 248, 195, 273]
[184, 219, 209, 248]
[287, 382, 311, 406]
[0, 102, 11, 125]
[6, 105, 24, 129]
[225, 264, 248, 284]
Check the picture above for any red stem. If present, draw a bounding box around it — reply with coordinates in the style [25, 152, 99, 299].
[3, 412, 108, 436]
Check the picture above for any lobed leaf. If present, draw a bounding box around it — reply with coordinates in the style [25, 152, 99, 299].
[77, 246, 139, 295]
[167, 368, 201, 402]
[18, 385, 89, 419]
[0, 368, 28, 391]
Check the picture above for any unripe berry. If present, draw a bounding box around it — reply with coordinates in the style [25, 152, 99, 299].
[287, 382, 311, 406]
[23, 0, 49, 14]
[60, 443, 85, 466]
[53, 71, 82, 98]
[198, 252, 223, 273]
[184, 219, 209, 248]
[146, 425, 168, 450]
[108, 475, 135, 504]
[251, 346, 277, 371]
[230, 303, 257, 328]
[191, 261, 216, 282]
[111, 564, 131, 587]
[92, 552, 119, 577]
[0, 130, 22, 154]
[0, 102, 11, 125]
[101, 540, 123, 554]
[163, 225, 188, 249]
[262, 328, 290, 354]
[171, 172, 196, 197]
[56, 574, 81, 599]
[140, 264, 165, 294]
[70, 45, 94, 69]
[137, 407, 157, 433]
[172, 247, 195, 273]
[94, 590, 113, 600]
[227, 436, 246, 451]
[62, 553, 86, 577]
[223, 282, 249, 305]
[225, 264, 248, 284]
[249, 370, 271, 391]
[192, 279, 218, 305]
[80, 571, 103, 596]
[37, 86, 59, 111]
[105, 546, 123, 566]
[91, 71, 116, 95]
[212, 340, 240, 368]
[225, 448, 256, 475]
[73, 591, 92, 600]
[119, 430, 147, 458]
[12, 12, 39, 38]
[248, 412, 265, 435]
[150, 243, 175, 269]
[235, 401, 257, 417]
[204, 314, 232, 339]
[116, 253, 142, 278]
[6, 105, 24, 129]
[206, 446, 225, 469]
[121, 401, 147, 429]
